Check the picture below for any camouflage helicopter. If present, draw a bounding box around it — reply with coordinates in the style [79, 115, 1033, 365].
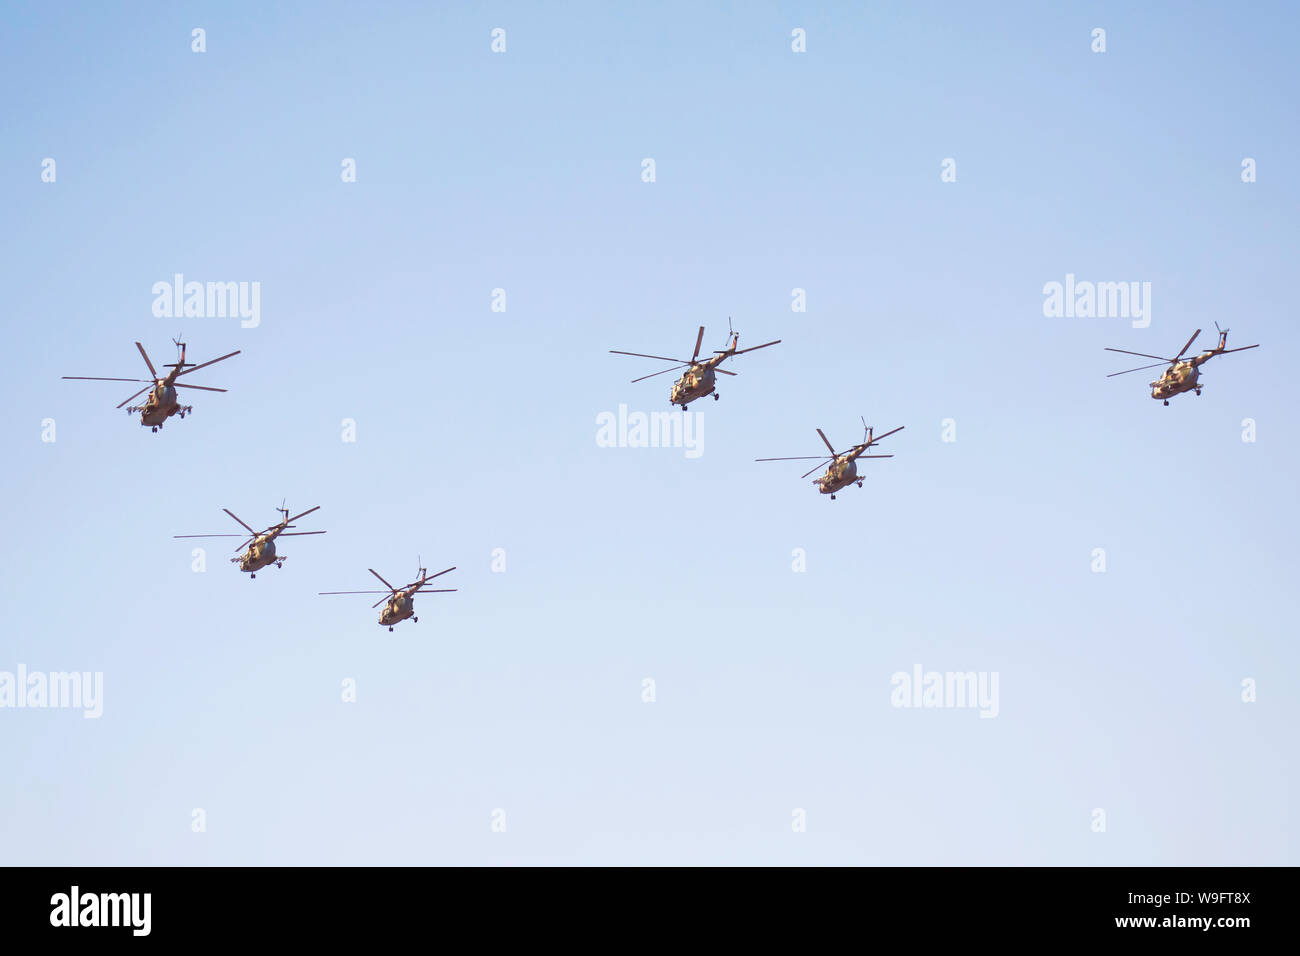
[1106, 324, 1259, 405]
[610, 321, 780, 410]
[319, 562, 457, 631]
[175, 504, 325, 578]
[757, 419, 903, 500]
[63, 338, 239, 432]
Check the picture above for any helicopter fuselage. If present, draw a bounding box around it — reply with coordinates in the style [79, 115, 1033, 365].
[137, 382, 183, 426]
[234, 535, 281, 574]
[669, 364, 716, 407]
[816, 456, 860, 495]
[379, 591, 416, 627]
[1150, 357, 1206, 401]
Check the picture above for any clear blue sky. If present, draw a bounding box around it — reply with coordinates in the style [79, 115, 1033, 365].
[1, 1, 1295, 864]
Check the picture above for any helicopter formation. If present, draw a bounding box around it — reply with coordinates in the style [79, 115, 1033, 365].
[59, 336, 460, 631]
[55, 318, 1263, 628]
[168, 501, 455, 630]
[606, 318, 1263, 500]
[611, 321, 900, 500]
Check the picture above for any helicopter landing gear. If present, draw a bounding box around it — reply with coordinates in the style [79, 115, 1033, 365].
[1195, 389, 1202, 396]
[1163, 400, 1169, 406]
[830, 494, 837, 500]
[388, 626, 394, 632]
[857, 480, 864, 488]
[413, 617, 418, 623]
[151, 426, 158, 432]
[250, 573, 256, 579]
[713, 393, 720, 401]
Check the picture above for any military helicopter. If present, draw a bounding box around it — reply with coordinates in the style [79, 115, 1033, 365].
[610, 320, 780, 410]
[757, 419, 903, 499]
[319, 562, 457, 631]
[63, 338, 239, 431]
[1106, 324, 1259, 405]
[174, 504, 325, 578]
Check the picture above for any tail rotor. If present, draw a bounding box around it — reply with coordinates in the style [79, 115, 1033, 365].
[721, 316, 738, 352]
[165, 334, 193, 370]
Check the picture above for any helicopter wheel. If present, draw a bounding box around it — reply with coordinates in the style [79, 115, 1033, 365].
[151, 427, 157, 432]
[250, 574, 256, 579]
[713, 393, 719, 401]
[1163, 400, 1169, 406]
[388, 626, 394, 632]
[413, 617, 418, 623]
[830, 494, 836, 500]
[1195, 389, 1202, 396]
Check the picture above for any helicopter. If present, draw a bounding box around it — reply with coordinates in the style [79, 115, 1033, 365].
[63, 338, 239, 431]
[610, 320, 780, 410]
[1106, 323, 1259, 405]
[174, 504, 325, 578]
[319, 562, 457, 631]
[757, 419, 904, 500]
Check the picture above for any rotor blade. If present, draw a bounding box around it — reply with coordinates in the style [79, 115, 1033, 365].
[62, 376, 151, 382]
[319, 590, 390, 595]
[1173, 329, 1201, 360]
[413, 588, 457, 593]
[369, 568, 397, 591]
[222, 509, 258, 535]
[816, 429, 837, 456]
[610, 350, 690, 363]
[755, 456, 829, 461]
[372, 595, 389, 609]
[135, 342, 158, 379]
[173, 534, 242, 538]
[1106, 362, 1169, 377]
[856, 454, 894, 458]
[800, 459, 834, 479]
[279, 531, 326, 537]
[717, 369, 737, 376]
[287, 505, 321, 523]
[631, 364, 687, 384]
[1219, 344, 1260, 354]
[1103, 347, 1175, 362]
[421, 566, 456, 582]
[116, 385, 152, 409]
[174, 383, 227, 392]
[690, 326, 705, 364]
[866, 425, 904, 444]
[732, 339, 781, 355]
[177, 350, 240, 377]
